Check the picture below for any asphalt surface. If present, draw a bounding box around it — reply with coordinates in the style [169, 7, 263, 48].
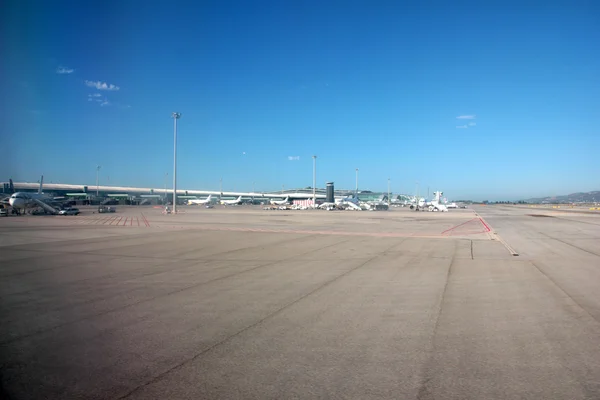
[1, 205, 599, 399]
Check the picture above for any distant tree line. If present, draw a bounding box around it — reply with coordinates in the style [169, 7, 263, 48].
[483, 200, 528, 204]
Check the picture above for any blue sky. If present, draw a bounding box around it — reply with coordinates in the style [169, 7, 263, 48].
[2, 0, 599, 200]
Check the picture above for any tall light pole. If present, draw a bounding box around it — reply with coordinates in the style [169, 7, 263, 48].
[355, 168, 359, 195]
[416, 181, 420, 209]
[96, 165, 101, 196]
[164, 172, 168, 203]
[172, 112, 181, 214]
[312, 155, 317, 206]
[388, 177, 390, 206]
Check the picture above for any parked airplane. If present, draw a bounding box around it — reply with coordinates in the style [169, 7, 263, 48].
[0, 179, 14, 207]
[188, 195, 212, 206]
[429, 191, 449, 212]
[409, 191, 448, 212]
[221, 196, 243, 206]
[408, 196, 427, 210]
[8, 176, 61, 215]
[270, 196, 289, 206]
[318, 202, 338, 210]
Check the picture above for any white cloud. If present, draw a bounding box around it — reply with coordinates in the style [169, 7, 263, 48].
[88, 94, 111, 106]
[456, 125, 468, 129]
[468, 122, 476, 126]
[288, 156, 300, 161]
[85, 80, 120, 91]
[56, 66, 74, 74]
[456, 115, 476, 119]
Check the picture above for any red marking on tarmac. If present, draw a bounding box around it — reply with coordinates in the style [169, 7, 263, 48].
[479, 217, 491, 232]
[441, 218, 479, 234]
[441, 217, 490, 236]
[116, 216, 123, 226]
[130, 217, 133, 226]
[162, 225, 446, 238]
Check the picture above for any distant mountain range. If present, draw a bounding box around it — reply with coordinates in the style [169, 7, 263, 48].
[524, 191, 600, 204]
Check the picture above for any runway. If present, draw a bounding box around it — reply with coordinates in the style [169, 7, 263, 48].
[1, 205, 599, 399]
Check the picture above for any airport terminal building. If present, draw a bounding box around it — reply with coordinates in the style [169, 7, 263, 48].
[2, 180, 409, 206]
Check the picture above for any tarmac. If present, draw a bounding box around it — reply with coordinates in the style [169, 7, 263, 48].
[1, 205, 599, 399]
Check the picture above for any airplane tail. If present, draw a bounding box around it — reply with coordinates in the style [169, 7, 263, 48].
[207, 194, 212, 201]
[38, 175, 44, 194]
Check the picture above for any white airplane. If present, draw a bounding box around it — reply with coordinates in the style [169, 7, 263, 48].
[8, 176, 61, 215]
[188, 195, 212, 205]
[421, 191, 448, 212]
[318, 202, 337, 210]
[221, 195, 243, 206]
[270, 196, 289, 206]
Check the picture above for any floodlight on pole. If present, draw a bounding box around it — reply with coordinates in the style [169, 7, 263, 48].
[355, 168, 359, 195]
[312, 155, 317, 206]
[416, 181, 420, 209]
[164, 172, 168, 202]
[172, 112, 181, 214]
[388, 177, 391, 208]
[96, 165, 101, 196]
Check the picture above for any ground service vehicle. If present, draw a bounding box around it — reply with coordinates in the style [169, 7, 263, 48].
[58, 208, 80, 215]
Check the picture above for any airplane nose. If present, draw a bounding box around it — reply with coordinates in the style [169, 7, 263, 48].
[10, 198, 24, 209]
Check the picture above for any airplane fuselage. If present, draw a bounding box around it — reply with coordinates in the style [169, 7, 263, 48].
[9, 192, 50, 210]
[221, 196, 242, 206]
[188, 195, 212, 205]
[270, 197, 289, 206]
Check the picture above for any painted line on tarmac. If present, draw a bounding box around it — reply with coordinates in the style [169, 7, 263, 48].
[141, 213, 150, 227]
[151, 225, 454, 239]
[441, 217, 491, 236]
[475, 212, 519, 256]
[44, 214, 153, 228]
[478, 217, 491, 232]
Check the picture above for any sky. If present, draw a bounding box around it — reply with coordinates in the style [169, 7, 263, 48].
[1, 0, 599, 201]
